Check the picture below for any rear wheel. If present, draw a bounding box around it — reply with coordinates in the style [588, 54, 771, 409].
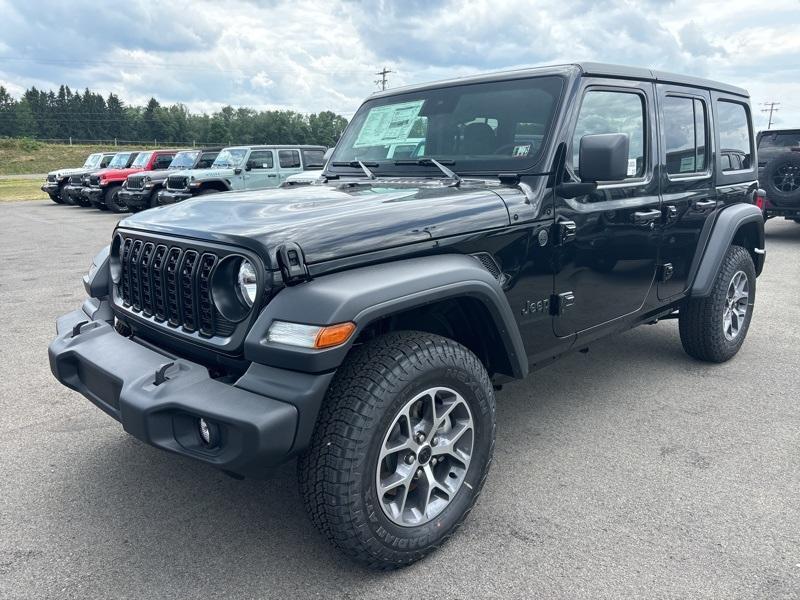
[679, 245, 756, 362]
[105, 185, 127, 213]
[298, 331, 495, 569]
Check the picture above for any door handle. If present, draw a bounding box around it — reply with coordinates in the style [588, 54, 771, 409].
[267, 174, 277, 177]
[693, 199, 717, 210]
[633, 209, 661, 224]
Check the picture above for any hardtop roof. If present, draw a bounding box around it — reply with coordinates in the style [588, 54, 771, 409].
[369, 62, 748, 99]
[222, 144, 327, 150]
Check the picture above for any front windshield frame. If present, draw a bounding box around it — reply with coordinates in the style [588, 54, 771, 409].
[169, 150, 200, 169]
[328, 74, 566, 177]
[108, 152, 132, 169]
[83, 153, 102, 169]
[130, 151, 153, 168]
[211, 148, 248, 168]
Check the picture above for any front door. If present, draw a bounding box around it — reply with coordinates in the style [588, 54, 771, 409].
[656, 86, 715, 299]
[553, 81, 661, 336]
[244, 150, 278, 190]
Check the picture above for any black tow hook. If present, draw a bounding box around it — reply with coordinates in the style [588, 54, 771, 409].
[153, 362, 175, 386]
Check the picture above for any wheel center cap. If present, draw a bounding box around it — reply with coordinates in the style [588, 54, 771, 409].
[418, 445, 432, 465]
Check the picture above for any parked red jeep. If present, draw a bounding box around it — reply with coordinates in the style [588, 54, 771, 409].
[82, 149, 181, 212]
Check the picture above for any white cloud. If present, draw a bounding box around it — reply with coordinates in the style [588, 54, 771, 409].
[0, 0, 798, 127]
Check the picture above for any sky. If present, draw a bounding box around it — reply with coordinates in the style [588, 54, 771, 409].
[1, 0, 799, 129]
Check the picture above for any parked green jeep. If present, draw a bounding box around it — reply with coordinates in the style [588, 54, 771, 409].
[158, 145, 327, 204]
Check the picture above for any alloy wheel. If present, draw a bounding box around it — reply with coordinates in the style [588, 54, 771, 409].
[723, 270, 749, 341]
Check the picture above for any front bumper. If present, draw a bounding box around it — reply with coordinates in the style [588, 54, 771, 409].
[158, 189, 193, 204]
[49, 305, 304, 477]
[82, 186, 105, 205]
[41, 181, 60, 195]
[119, 187, 153, 210]
[63, 184, 85, 203]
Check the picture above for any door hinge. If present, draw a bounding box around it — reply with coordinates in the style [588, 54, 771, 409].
[659, 263, 674, 282]
[550, 291, 575, 315]
[558, 220, 577, 244]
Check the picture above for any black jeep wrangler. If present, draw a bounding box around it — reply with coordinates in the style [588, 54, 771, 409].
[120, 147, 222, 212]
[756, 128, 800, 222]
[49, 63, 765, 569]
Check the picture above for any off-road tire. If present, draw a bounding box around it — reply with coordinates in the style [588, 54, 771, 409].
[763, 153, 800, 204]
[75, 194, 91, 207]
[105, 185, 127, 213]
[58, 182, 74, 205]
[679, 245, 756, 362]
[298, 331, 496, 569]
[48, 192, 63, 204]
[197, 188, 220, 195]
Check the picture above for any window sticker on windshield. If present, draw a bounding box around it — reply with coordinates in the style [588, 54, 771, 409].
[627, 158, 637, 177]
[353, 100, 425, 148]
[512, 144, 531, 157]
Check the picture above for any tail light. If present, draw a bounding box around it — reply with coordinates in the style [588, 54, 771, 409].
[755, 189, 766, 210]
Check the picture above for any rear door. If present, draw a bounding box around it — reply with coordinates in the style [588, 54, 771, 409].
[277, 149, 303, 184]
[656, 85, 715, 299]
[243, 149, 277, 190]
[553, 79, 660, 336]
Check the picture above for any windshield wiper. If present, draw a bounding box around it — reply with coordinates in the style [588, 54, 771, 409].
[393, 158, 462, 186]
[330, 161, 380, 179]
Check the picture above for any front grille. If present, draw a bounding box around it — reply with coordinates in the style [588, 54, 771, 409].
[167, 175, 188, 190]
[82, 174, 91, 185]
[69, 174, 82, 184]
[117, 234, 236, 338]
[127, 175, 145, 190]
[47, 174, 56, 182]
[90, 174, 100, 186]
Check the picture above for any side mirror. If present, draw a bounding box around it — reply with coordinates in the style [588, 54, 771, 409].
[578, 133, 630, 182]
[237, 166, 246, 174]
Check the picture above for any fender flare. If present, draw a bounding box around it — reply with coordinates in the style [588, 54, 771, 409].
[243, 254, 528, 378]
[690, 203, 765, 297]
[198, 178, 232, 191]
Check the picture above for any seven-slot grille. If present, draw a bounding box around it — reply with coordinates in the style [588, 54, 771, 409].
[118, 235, 235, 338]
[69, 174, 82, 184]
[127, 175, 145, 190]
[167, 175, 188, 190]
[47, 174, 56, 182]
[81, 174, 91, 185]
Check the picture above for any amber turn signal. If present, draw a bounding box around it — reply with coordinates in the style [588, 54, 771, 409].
[314, 322, 357, 349]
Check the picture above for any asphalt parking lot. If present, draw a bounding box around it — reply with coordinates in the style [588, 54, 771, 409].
[1, 200, 798, 599]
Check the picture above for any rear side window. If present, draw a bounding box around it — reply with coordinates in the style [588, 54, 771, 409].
[572, 90, 646, 179]
[100, 155, 113, 167]
[302, 149, 326, 169]
[663, 96, 708, 175]
[279, 150, 301, 168]
[197, 152, 218, 168]
[716, 100, 752, 170]
[153, 154, 174, 169]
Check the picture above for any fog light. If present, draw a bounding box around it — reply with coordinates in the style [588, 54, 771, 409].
[198, 417, 219, 448]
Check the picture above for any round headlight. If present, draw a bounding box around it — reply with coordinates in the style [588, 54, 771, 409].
[237, 260, 257, 307]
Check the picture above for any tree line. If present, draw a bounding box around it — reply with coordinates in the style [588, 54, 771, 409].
[0, 85, 348, 147]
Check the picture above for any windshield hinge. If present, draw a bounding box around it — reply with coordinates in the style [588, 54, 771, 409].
[276, 242, 310, 285]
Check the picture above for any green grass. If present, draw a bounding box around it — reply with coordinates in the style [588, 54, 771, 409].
[0, 138, 157, 176]
[0, 178, 50, 202]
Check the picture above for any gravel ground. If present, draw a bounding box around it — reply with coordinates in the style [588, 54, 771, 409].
[1, 200, 798, 599]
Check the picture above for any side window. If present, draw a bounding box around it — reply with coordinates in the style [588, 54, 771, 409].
[197, 152, 218, 168]
[722, 154, 732, 170]
[663, 96, 708, 175]
[247, 150, 274, 170]
[573, 90, 645, 179]
[154, 154, 174, 169]
[279, 149, 301, 169]
[716, 100, 752, 170]
[302, 149, 326, 169]
[100, 156, 113, 167]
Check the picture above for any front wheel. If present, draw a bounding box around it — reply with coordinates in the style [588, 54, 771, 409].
[298, 331, 496, 569]
[48, 193, 63, 204]
[679, 245, 756, 362]
[105, 185, 127, 213]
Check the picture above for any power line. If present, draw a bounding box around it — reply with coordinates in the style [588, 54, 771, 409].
[761, 102, 780, 129]
[374, 67, 393, 91]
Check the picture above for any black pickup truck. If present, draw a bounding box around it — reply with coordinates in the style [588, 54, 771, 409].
[49, 62, 764, 568]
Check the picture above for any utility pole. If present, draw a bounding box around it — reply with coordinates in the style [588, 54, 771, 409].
[761, 102, 780, 129]
[374, 67, 393, 91]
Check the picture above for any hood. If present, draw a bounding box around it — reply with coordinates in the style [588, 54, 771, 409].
[49, 166, 89, 179]
[95, 167, 144, 180]
[128, 168, 174, 182]
[180, 166, 236, 181]
[119, 180, 511, 267]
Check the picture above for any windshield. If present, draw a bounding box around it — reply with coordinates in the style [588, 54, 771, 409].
[330, 75, 564, 176]
[83, 153, 102, 169]
[212, 148, 248, 168]
[169, 151, 200, 169]
[758, 132, 800, 149]
[108, 152, 132, 168]
[130, 152, 153, 168]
